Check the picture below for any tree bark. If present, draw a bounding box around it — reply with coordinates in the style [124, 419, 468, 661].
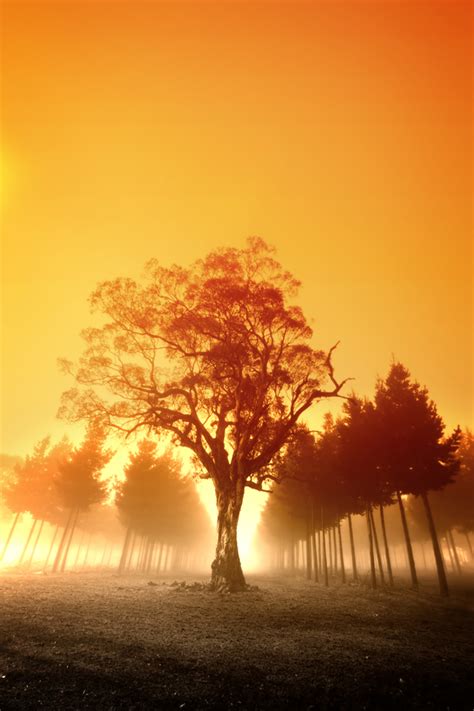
[19, 519, 37, 565]
[369, 508, 385, 585]
[210, 482, 246, 591]
[347, 513, 358, 582]
[1, 512, 20, 561]
[366, 507, 376, 589]
[448, 529, 462, 575]
[421, 491, 448, 597]
[379, 505, 394, 586]
[396, 490, 418, 589]
[337, 520, 346, 583]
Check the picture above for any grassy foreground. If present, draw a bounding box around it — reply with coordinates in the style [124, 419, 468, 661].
[0, 572, 473, 710]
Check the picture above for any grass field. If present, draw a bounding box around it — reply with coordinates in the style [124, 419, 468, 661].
[0, 571, 473, 710]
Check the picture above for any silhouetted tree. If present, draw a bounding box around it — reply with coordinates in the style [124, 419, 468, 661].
[58, 238, 348, 590]
[116, 439, 211, 574]
[52, 423, 111, 572]
[374, 363, 460, 596]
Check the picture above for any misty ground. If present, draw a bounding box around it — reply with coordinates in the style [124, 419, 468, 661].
[0, 571, 473, 710]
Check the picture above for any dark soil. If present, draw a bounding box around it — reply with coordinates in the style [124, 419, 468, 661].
[0, 572, 473, 710]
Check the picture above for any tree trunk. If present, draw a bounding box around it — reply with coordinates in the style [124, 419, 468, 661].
[328, 525, 333, 575]
[53, 510, 74, 572]
[100, 544, 108, 567]
[73, 532, 85, 568]
[321, 507, 328, 587]
[444, 535, 455, 571]
[379, 505, 394, 586]
[1, 512, 20, 561]
[420, 491, 448, 596]
[82, 533, 92, 568]
[332, 526, 338, 575]
[317, 529, 322, 577]
[366, 507, 376, 589]
[347, 513, 358, 582]
[118, 527, 132, 574]
[44, 524, 60, 571]
[310, 500, 318, 582]
[163, 545, 170, 572]
[28, 519, 44, 567]
[19, 519, 37, 565]
[465, 532, 473, 558]
[126, 531, 136, 570]
[156, 542, 164, 574]
[448, 529, 462, 575]
[210, 483, 246, 591]
[60, 509, 79, 572]
[305, 513, 312, 580]
[337, 520, 346, 583]
[369, 508, 385, 585]
[396, 491, 418, 589]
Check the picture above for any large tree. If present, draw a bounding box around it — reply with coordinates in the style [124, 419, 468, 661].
[59, 238, 348, 590]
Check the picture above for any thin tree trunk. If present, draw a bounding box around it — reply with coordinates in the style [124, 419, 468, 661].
[19, 519, 37, 565]
[118, 527, 132, 573]
[332, 526, 338, 575]
[60, 508, 79, 572]
[328, 525, 333, 575]
[465, 532, 473, 558]
[396, 491, 418, 589]
[369, 508, 385, 585]
[305, 513, 312, 580]
[100, 544, 108, 567]
[1, 512, 20, 561]
[421, 491, 449, 597]
[448, 529, 462, 575]
[163, 545, 170, 572]
[43, 524, 60, 571]
[321, 507, 328, 587]
[82, 533, 92, 568]
[27, 519, 44, 567]
[156, 542, 164, 574]
[366, 506, 376, 589]
[310, 500, 318, 582]
[317, 529, 322, 577]
[337, 520, 346, 583]
[126, 531, 136, 571]
[379, 505, 394, 586]
[347, 513, 358, 582]
[73, 532, 85, 568]
[52, 509, 74, 572]
[445, 535, 455, 571]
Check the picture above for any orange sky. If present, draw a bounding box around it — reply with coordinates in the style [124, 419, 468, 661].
[1, 0, 472, 464]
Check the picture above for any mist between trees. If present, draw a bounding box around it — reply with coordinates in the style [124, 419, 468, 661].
[0, 239, 472, 595]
